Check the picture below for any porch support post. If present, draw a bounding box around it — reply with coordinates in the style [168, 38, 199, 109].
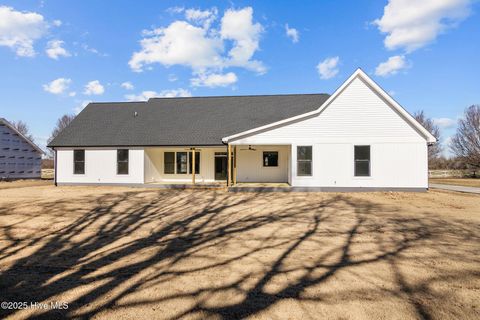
[233, 146, 237, 185]
[191, 147, 195, 185]
[227, 143, 232, 187]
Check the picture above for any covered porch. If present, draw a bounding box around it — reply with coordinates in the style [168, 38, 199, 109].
[228, 144, 291, 186]
[143, 144, 291, 188]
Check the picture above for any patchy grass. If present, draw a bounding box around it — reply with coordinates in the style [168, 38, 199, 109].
[0, 185, 479, 319]
[41, 168, 54, 180]
[430, 178, 480, 188]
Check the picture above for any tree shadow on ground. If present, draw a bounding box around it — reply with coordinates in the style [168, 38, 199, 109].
[0, 189, 478, 319]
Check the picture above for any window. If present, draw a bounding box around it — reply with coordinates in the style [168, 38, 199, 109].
[354, 145, 370, 176]
[297, 146, 312, 176]
[188, 152, 200, 174]
[164, 152, 175, 174]
[73, 150, 85, 174]
[176, 152, 188, 174]
[117, 149, 129, 175]
[263, 152, 278, 167]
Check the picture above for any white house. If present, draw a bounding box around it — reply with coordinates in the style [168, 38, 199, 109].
[48, 69, 436, 191]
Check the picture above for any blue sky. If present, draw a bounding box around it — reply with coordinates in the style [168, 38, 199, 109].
[0, 0, 479, 154]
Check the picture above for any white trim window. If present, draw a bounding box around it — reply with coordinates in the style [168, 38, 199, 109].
[263, 151, 278, 167]
[297, 146, 312, 176]
[73, 149, 85, 174]
[354, 145, 370, 177]
[164, 151, 201, 174]
[117, 149, 129, 175]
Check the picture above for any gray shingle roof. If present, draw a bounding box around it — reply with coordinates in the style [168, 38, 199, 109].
[48, 94, 330, 147]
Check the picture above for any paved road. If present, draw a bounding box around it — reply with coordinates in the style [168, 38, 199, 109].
[429, 183, 480, 194]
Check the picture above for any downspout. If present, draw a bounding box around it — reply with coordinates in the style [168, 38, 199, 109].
[54, 148, 57, 186]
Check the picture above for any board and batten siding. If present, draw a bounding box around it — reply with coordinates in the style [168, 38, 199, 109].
[236, 145, 289, 183]
[144, 147, 226, 183]
[230, 76, 429, 188]
[56, 148, 144, 184]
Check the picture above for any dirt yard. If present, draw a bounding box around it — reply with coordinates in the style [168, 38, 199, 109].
[0, 183, 479, 320]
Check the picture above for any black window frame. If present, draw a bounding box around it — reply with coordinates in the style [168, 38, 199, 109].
[73, 149, 85, 175]
[164, 152, 175, 174]
[117, 149, 129, 175]
[262, 151, 278, 167]
[354, 145, 371, 177]
[188, 151, 200, 174]
[297, 146, 312, 176]
[176, 152, 188, 174]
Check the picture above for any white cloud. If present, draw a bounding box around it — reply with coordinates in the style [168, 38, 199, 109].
[316, 56, 340, 80]
[166, 6, 185, 14]
[121, 81, 134, 90]
[185, 8, 218, 29]
[129, 7, 265, 77]
[125, 89, 192, 101]
[52, 19, 62, 27]
[43, 78, 71, 94]
[46, 40, 70, 59]
[375, 55, 409, 77]
[374, 0, 472, 52]
[220, 7, 265, 73]
[0, 6, 49, 57]
[69, 91, 76, 97]
[433, 117, 456, 129]
[83, 80, 105, 95]
[129, 21, 223, 72]
[191, 72, 237, 87]
[81, 44, 108, 57]
[168, 74, 178, 82]
[285, 24, 299, 43]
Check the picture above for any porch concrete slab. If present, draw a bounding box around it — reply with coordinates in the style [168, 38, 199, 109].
[429, 183, 480, 194]
[144, 182, 226, 189]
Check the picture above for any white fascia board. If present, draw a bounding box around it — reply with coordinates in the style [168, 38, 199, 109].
[222, 68, 437, 144]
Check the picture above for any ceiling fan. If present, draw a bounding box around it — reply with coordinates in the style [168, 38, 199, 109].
[240, 145, 256, 151]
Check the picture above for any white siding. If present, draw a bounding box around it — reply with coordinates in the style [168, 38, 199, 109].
[231, 76, 429, 188]
[56, 148, 144, 184]
[236, 145, 289, 183]
[144, 147, 225, 183]
[288, 142, 427, 188]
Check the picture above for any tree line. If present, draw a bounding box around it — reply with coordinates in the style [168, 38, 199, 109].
[11, 105, 480, 172]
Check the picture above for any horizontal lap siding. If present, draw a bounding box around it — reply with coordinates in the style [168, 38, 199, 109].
[231, 76, 428, 188]
[56, 148, 144, 184]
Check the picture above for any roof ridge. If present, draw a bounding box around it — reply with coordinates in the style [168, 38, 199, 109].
[147, 93, 330, 101]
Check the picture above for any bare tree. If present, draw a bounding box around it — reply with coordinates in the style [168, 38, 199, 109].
[12, 120, 34, 141]
[413, 111, 442, 165]
[47, 114, 75, 157]
[450, 105, 480, 169]
[48, 114, 75, 145]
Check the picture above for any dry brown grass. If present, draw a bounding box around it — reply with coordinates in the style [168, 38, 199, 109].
[0, 184, 479, 319]
[430, 178, 480, 188]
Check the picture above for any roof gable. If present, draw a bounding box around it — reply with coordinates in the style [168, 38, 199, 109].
[223, 69, 437, 143]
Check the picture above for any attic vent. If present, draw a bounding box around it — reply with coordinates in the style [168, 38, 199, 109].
[134, 111, 138, 117]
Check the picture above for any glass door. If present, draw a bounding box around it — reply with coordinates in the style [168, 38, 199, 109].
[214, 152, 227, 180]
